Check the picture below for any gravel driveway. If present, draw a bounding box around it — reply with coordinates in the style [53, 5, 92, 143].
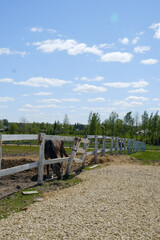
[0, 164, 160, 240]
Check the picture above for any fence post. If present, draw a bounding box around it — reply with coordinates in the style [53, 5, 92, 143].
[116, 137, 118, 155]
[102, 135, 106, 156]
[110, 137, 113, 155]
[38, 133, 45, 185]
[120, 138, 122, 154]
[82, 141, 89, 168]
[127, 139, 130, 154]
[0, 134, 2, 171]
[94, 135, 98, 163]
[66, 137, 80, 176]
[124, 138, 126, 155]
[132, 140, 134, 153]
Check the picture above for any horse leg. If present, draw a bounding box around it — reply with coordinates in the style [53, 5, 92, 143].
[51, 164, 54, 179]
[46, 164, 50, 178]
[54, 163, 62, 180]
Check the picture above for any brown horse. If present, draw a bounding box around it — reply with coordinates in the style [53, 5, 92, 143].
[53, 140, 68, 158]
[44, 140, 68, 180]
[44, 140, 62, 180]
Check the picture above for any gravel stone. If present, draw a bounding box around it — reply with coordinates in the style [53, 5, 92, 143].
[0, 164, 160, 239]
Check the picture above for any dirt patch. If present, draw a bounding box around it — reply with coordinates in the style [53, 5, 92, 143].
[0, 154, 135, 199]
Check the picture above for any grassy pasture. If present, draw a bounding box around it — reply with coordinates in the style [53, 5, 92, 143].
[130, 150, 160, 165]
[2, 145, 39, 156]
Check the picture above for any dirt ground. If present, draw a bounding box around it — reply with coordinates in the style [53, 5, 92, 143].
[0, 153, 136, 199]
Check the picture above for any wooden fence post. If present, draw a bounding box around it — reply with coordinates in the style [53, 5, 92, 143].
[110, 137, 113, 155]
[120, 138, 122, 154]
[0, 134, 2, 171]
[82, 141, 89, 168]
[38, 133, 45, 185]
[94, 135, 98, 163]
[116, 137, 118, 155]
[124, 138, 126, 155]
[65, 137, 81, 176]
[102, 135, 106, 156]
[127, 139, 130, 154]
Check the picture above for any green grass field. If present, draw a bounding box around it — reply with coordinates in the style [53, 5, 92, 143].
[130, 151, 160, 165]
[146, 145, 160, 151]
[2, 145, 39, 156]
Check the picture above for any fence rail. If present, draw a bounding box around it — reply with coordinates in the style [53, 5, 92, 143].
[0, 134, 146, 184]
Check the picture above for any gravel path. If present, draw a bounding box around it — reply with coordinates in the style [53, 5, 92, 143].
[0, 164, 160, 240]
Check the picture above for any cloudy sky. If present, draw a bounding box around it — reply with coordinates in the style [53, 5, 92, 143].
[1, 0, 160, 124]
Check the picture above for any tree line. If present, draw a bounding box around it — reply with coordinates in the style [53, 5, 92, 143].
[0, 111, 160, 145]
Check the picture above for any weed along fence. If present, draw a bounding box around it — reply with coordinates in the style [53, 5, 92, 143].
[0, 134, 145, 185]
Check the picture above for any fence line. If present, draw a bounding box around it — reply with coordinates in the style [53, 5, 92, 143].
[0, 134, 146, 185]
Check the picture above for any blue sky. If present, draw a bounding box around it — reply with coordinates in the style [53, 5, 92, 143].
[0, 0, 160, 124]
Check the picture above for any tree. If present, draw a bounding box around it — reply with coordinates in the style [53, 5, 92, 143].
[88, 112, 101, 135]
[141, 111, 149, 142]
[124, 112, 134, 138]
[63, 114, 70, 134]
[0, 120, 3, 129]
[2, 119, 9, 127]
[108, 112, 118, 136]
[9, 123, 18, 134]
[134, 112, 140, 140]
[152, 111, 159, 145]
[148, 113, 153, 144]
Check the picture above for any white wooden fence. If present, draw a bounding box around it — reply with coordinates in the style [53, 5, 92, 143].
[0, 134, 145, 184]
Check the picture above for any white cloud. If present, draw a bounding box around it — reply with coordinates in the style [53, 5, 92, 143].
[140, 59, 158, 65]
[46, 28, 57, 34]
[61, 98, 80, 102]
[88, 97, 105, 102]
[22, 94, 29, 97]
[101, 52, 133, 63]
[103, 82, 131, 88]
[153, 98, 159, 101]
[98, 43, 115, 49]
[23, 103, 58, 109]
[33, 39, 102, 56]
[0, 78, 14, 83]
[134, 46, 151, 53]
[38, 98, 61, 103]
[149, 23, 160, 39]
[0, 97, 15, 102]
[112, 100, 143, 108]
[34, 92, 52, 96]
[131, 79, 148, 88]
[103, 79, 148, 88]
[128, 88, 148, 93]
[80, 76, 104, 82]
[125, 96, 148, 101]
[132, 37, 140, 44]
[30, 27, 43, 32]
[118, 37, 129, 45]
[82, 106, 115, 112]
[149, 107, 160, 111]
[73, 84, 107, 93]
[14, 77, 72, 88]
[0, 48, 26, 57]
[18, 108, 38, 112]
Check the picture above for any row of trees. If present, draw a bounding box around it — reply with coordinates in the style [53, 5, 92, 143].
[87, 111, 160, 145]
[1, 111, 160, 145]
